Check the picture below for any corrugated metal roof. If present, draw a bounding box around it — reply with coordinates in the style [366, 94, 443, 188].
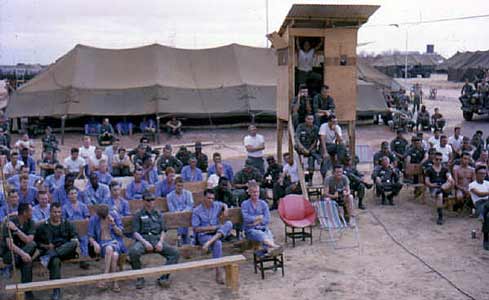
[279, 4, 379, 34]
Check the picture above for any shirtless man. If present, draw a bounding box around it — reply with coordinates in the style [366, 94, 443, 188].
[453, 152, 475, 211]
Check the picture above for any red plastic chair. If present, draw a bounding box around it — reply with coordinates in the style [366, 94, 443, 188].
[278, 194, 316, 247]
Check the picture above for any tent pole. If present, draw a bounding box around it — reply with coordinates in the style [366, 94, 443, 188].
[156, 115, 161, 144]
[61, 115, 66, 145]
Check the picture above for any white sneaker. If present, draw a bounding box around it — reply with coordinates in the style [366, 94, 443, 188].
[40, 255, 50, 268]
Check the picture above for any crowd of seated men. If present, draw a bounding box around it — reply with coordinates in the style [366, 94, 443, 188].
[0, 123, 287, 300]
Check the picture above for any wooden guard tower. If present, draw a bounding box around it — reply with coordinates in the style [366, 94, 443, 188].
[270, 4, 379, 163]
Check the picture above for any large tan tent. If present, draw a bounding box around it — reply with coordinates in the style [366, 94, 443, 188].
[7, 43, 391, 119]
[7, 43, 277, 118]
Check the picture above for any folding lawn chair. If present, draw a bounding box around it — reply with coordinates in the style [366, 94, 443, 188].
[313, 199, 360, 249]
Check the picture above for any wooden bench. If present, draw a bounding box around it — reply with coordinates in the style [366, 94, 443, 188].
[6, 255, 246, 300]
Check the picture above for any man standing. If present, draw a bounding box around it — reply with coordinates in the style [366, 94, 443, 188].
[35, 203, 79, 300]
[129, 193, 180, 289]
[468, 165, 489, 250]
[192, 189, 233, 284]
[244, 124, 266, 175]
[2, 203, 37, 300]
[166, 177, 194, 245]
[241, 182, 282, 255]
[295, 114, 321, 184]
[425, 152, 454, 225]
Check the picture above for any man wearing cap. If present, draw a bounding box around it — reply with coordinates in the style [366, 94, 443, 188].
[390, 130, 409, 172]
[129, 193, 180, 289]
[192, 189, 233, 284]
[181, 157, 203, 182]
[156, 144, 183, 174]
[243, 125, 265, 175]
[373, 141, 397, 168]
[176, 146, 191, 166]
[312, 84, 336, 126]
[193, 141, 208, 172]
[295, 114, 321, 184]
[233, 160, 264, 202]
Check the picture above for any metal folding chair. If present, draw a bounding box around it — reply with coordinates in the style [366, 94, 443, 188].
[313, 199, 360, 249]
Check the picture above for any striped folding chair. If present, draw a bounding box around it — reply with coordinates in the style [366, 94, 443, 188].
[313, 199, 360, 249]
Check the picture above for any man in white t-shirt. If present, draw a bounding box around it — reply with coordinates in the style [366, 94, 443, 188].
[79, 136, 96, 162]
[428, 128, 441, 148]
[434, 135, 453, 165]
[89, 146, 108, 174]
[319, 115, 346, 177]
[468, 165, 489, 250]
[280, 152, 301, 195]
[64, 147, 86, 178]
[243, 125, 265, 174]
[3, 151, 24, 178]
[448, 126, 464, 158]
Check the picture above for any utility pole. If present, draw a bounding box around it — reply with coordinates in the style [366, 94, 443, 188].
[265, 0, 269, 47]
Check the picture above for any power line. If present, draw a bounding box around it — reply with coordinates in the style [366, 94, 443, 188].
[365, 13, 489, 28]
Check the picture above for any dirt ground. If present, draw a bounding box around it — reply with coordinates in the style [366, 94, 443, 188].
[2, 74, 489, 300]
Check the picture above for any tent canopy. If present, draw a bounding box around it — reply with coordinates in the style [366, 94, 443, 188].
[8, 43, 392, 119]
[439, 50, 489, 81]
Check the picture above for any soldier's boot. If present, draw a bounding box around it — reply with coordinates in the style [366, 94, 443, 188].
[436, 208, 444, 225]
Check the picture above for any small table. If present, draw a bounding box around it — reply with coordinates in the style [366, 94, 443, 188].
[253, 251, 285, 280]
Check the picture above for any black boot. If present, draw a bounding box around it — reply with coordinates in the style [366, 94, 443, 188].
[381, 194, 386, 205]
[483, 233, 489, 251]
[51, 288, 61, 300]
[437, 208, 444, 225]
[358, 198, 366, 210]
[388, 195, 394, 206]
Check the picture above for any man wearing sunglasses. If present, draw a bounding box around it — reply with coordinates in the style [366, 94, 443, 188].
[425, 152, 454, 225]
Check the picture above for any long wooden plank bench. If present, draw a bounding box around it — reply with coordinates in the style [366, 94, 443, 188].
[6, 254, 246, 300]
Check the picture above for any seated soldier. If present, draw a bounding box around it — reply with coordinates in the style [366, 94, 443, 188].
[85, 173, 110, 205]
[453, 152, 475, 211]
[39, 150, 59, 178]
[295, 114, 322, 184]
[156, 144, 183, 174]
[62, 188, 90, 269]
[390, 130, 409, 172]
[468, 165, 489, 250]
[425, 152, 454, 225]
[324, 165, 356, 223]
[142, 157, 159, 185]
[319, 115, 347, 177]
[166, 116, 182, 137]
[207, 152, 234, 181]
[32, 191, 50, 223]
[125, 168, 150, 200]
[63, 147, 86, 179]
[130, 143, 150, 169]
[116, 118, 133, 136]
[416, 105, 430, 131]
[405, 137, 427, 196]
[291, 84, 313, 129]
[241, 182, 282, 256]
[3, 151, 24, 178]
[193, 141, 208, 172]
[155, 167, 176, 197]
[45, 164, 65, 194]
[7, 165, 40, 190]
[167, 177, 194, 245]
[94, 159, 113, 186]
[312, 84, 335, 126]
[129, 193, 180, 289]
[35, 202, 79, 300]
[431, 107, 446, 131]
[343, 156, 373, 210]
[207, 162, 225, 189]
[98, 118, 115, 146]
[176, 146, 191, 166]
[88, 204, 126, 292]
[181, 157, 203, 182]
[18, 175, 37, 205]
[1, 203, 37, 300]
[372, 156, 402, 205]
[213, 176, 238, 207]
[280, 152, 301, 197]
[373, 141, 397, 168]
[0, 127, 10, 156]
[42, 126, 59, 155]
[263, 155, 283, 207]
[106, 182, 130, 216]
[233, 159, 264, 203]
[112, 148, 132, 177]
[192, 189, 233, 284]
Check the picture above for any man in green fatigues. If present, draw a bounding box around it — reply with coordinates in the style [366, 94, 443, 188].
[295, 114, 321, 184]
[213, 177, 238, 207]
[35, 202, 79, 300]
[2, 203, 37, 300]
[390, 130, 409, 172]
[312, 84, 336, 126]
[233, 160, 264, 203]
[129, 193, 180, 289]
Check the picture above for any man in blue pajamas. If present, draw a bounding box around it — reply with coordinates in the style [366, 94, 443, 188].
[192, 189, 232, 284]
[241, 181, 282, 256]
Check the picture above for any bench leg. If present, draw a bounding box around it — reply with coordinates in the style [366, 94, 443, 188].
[225, 264, 239, 292]
[16, 292, 25, 300]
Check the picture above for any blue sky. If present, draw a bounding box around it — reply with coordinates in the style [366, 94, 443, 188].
[0, 0, 488, 64]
